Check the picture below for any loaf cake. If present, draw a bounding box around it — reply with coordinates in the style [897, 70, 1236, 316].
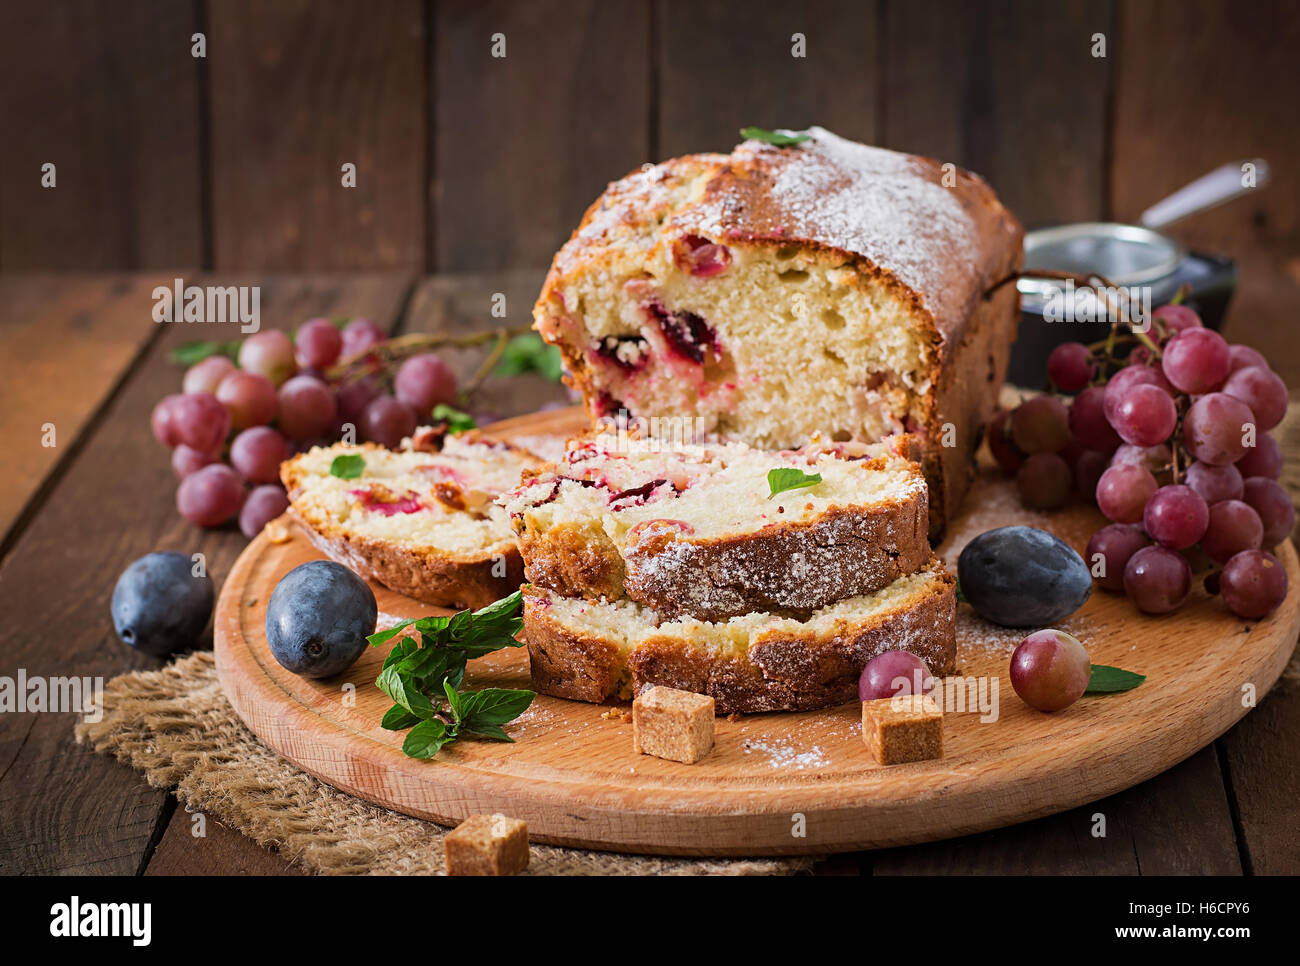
[500, 431, 930, 621]
[532, 127, 1023, 537]
[282, 430, 542, 608]
[523, 560, 955, 714]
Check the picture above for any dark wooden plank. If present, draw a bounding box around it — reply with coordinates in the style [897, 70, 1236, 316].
[0, 275, 169, 547]
[882, 0, 1111, 227]
[1218, 680, 1300, 875]
[208, 0, 426, 271]
[146, 804, 305, 876]
[871, 746, 1242, 874]
[433, 0, 651, 271]
[0, 275, 414, 875]
[1112, 1, 1300, 382]
[0, 0, 202, 269]
[399, 270, 570, 422]
[657, 0, 878, 158]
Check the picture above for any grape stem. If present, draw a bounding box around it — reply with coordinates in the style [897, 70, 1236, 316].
[325, 325, 534, 389]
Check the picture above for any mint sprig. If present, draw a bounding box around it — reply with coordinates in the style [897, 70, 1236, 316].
[1086, 664, 1146, 694]
[367, 590, 535, 759]
[492, 332, 564, 382]
[431, 403, 477, 434]
[767, 467, 822, 499]
[329, 453, 366, 479]
[740, 126, 811, 147]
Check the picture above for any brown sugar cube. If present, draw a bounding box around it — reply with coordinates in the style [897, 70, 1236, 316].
[633, 686, 715, 764]
[444, 813, 529, 876]
[861, 694, 943, 765]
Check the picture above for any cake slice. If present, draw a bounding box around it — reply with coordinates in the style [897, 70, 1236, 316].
[282, 430, 542, 609]
[522, 559, 955, 714]
[532, 127, 1023, 538]
[499, 431, 930, 622]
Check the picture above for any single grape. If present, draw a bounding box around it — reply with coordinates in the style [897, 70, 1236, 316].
[1047, 342, 1094, 393]
[1009, 629, 1091, 712]
[1096, 463, 1158, 524]
[1236, 433, 1282, 480]
[340, 319, 386, 359]
[1086, 524, 1149, 592]
[1074, 450, 1110, 502]
[1068, 386, 1121, 451]
[237, 330, 297, 386]
[171, 444, 218, 479]
[1161, 327, 1230, 394]
[1103, 364, 1173, 424]
[229, 426, 290, 484]
[1111, 442, 1172, 474]
[1227, 344, 1269, 374]
[1123, 545, 1192, 614]
[1110, 383, 1178, 447]
[1152, 303, 1203, 339]
[1201, 499, 1264, 564]
[858, 650, 934, 701]
[1183, 392, 1254, 466]
[1221, 365, 1287, 431]
[170, 392, 231, 453]
[294, 318, 343, 369]
[1184, 460, 1244, 505]
[1220, 550, 1288, 619]
[1017, 453, 1072, 510]
[336, 376, 381, 431]
[1241, 477, 1296, 548]
[277, 374, 338, 440]
[176, 463, 245, 528]
[150, 394, 186, 447]
[360, 395, 418, 449]
[182, 355, 237, 396]
[1143, 484, 1209, 549]
[394, 353, 459, 415]
[1011, 395, 1071, 454]
[216, 370, 278, 430]
[987, 408, 1024, 474]
[239, 484, 290, 539]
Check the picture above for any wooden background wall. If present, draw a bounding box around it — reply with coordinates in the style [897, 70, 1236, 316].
[0, 0, 1296, 276]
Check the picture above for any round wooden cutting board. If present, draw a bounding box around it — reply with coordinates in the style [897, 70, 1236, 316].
[214, 408, 1300, 856]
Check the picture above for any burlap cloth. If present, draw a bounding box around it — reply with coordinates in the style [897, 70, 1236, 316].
[75, 398, 1300, 875]
[75, 652, 810, 875]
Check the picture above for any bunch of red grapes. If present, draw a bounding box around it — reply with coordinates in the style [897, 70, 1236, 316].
[989, 303, 1293, 620]
[150, 318, 458, 536]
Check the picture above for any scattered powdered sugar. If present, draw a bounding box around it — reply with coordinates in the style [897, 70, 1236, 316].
[694, 127, 982, 321]
[741, 738, 829, 770]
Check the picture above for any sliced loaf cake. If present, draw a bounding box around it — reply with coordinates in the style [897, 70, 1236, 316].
[282, 430, 542, 609]
[500, 432, 930, 621]
[532, 127, 1023, 537]
[523, 559, 956, 714]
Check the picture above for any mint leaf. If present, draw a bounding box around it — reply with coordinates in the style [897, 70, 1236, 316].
[1086, 664, 1146, 694]
[459, 688, 534, 727]
[458, 721, 513, 742]
[375, 666, 436, 719]
[329, 453, 365, 479]
[493, 333, 564, 382]
[740, 126, 811, 147]
[369, 621, 417, 649]
[403, 720, 452, 759]
[954, 580, 967, 604]
[431, 404, 476, 434]
[380, 704, 422, 731]
[767, 467, 822, 499]
[443, 680, 466, 725]
[168, 339, 240, 366]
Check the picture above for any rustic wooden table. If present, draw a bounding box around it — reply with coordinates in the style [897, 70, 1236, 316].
[1, 270, 1296, 876]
